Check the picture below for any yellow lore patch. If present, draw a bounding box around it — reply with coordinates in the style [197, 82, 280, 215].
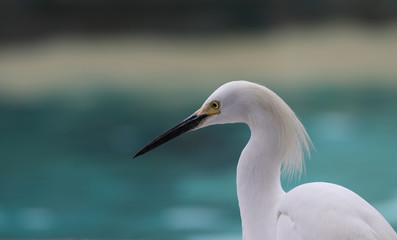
[195, 100, 221, 116]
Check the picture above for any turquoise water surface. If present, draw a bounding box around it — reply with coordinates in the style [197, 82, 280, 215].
[0, 84, 396, 239]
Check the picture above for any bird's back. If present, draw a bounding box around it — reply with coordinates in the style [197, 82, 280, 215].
[277, 182, 397, 240]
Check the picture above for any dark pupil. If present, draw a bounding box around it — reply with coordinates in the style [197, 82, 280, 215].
[212, 103, 217, 108]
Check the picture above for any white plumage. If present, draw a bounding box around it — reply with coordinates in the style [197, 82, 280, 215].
[198, 81, 396, 240]
[278, 182, 395, 240]
[135, 80, 397, 240]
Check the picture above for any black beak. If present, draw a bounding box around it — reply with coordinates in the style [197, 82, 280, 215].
[133, 114, 208, 158]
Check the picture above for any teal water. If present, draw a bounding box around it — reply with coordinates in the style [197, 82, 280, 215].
[0, 85, 396, 239]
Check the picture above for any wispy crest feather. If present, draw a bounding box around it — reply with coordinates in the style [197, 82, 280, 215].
[249, 83, 312, 178]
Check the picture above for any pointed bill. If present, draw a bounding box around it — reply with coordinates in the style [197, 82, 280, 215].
[133, 113, 208, 158]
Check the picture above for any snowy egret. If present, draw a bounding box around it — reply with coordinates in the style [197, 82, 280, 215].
[134, 81, 397, 240]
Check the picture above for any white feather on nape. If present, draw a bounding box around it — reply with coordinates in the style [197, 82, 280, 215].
[253, 83, 313, 179]
[280, 109, 312, 180]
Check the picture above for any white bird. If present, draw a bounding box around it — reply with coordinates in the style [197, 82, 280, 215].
[134, 81, 397, 240]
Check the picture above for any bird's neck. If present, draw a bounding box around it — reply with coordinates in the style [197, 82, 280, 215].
[237, 113, 285, 240]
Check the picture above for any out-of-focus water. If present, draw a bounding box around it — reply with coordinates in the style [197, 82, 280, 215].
[0, 84, 396, 239]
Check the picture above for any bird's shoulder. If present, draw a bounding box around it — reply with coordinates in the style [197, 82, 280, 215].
[276, 182, 397, 240]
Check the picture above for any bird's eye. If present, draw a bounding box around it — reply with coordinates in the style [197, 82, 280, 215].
[211, 101, 220, 109]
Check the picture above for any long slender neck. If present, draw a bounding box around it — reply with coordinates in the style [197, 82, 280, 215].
[236, 112, 285, 240]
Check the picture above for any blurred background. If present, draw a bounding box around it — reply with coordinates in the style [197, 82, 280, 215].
[0, 0, 397, 239]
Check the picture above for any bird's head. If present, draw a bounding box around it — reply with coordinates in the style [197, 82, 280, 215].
[133, 81, 256, 158]
[134, 80, 311, 179]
